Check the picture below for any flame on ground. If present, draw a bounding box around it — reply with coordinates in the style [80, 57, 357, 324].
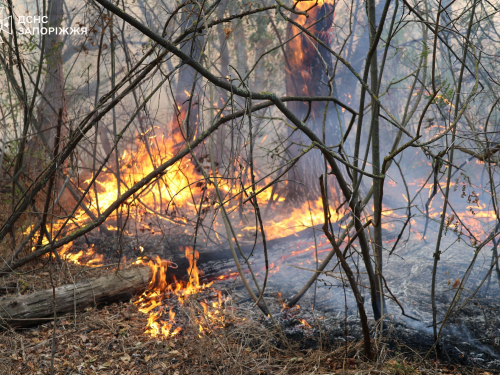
[133, 246, 224, 339]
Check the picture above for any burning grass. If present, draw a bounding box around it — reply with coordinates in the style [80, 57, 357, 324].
[0, 263, 490, 375]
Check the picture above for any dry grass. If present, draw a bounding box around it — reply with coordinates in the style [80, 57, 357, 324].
[0, 265, 490, 374]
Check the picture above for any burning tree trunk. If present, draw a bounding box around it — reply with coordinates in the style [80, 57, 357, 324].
[285, 1, 334, 201]
[0, 266, 151, 328]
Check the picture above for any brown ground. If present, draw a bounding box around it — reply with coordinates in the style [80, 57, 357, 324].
[0, 262, 494, 375]
[0, 186, 494, 374]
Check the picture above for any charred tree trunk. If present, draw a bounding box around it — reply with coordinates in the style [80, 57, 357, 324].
[0, 266, 152, 329]
[171, 4, 205, 148]
[285, 3, 334, 202]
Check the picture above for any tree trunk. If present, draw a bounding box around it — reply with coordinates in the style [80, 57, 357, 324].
[285, 3, 334, 202]
[0, 266, 152, 328]
[214, 0, 230, 169]
[366, 0, 386, 323]
[171, 4, 205, 147]
[38, 0, 67, 152]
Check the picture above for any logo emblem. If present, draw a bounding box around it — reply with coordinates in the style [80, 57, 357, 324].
[0, 7, 13, 39]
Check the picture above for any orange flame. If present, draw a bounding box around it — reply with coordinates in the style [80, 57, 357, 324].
[133, 246, 222, 339]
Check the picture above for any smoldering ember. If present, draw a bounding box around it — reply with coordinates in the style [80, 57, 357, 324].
[1, 0, 500, 373]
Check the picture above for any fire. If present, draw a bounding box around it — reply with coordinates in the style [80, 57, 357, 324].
[23, 103, 349, 270]
[298, 318, 312, 328]
[294, 0, 335, 12]
[15, 46, 495, 344]
[133, 246, 223, 339]
[217, 271, 239, 280]
[29, 242, 106, 268]
[286, 0, 334, 96]
[185, 246, 201, 293]
[244, 197, 346, 240]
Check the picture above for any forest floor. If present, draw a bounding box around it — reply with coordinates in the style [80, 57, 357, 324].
[0, 199, 497, 374]
[0, 261, 496, 375]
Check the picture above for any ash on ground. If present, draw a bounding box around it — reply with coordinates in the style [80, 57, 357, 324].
[200, 226, 500, 370]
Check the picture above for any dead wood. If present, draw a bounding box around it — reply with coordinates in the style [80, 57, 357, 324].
[0, 266, 152, 328]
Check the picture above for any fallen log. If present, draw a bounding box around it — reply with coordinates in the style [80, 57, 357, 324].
[0, 266, 152, 328]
